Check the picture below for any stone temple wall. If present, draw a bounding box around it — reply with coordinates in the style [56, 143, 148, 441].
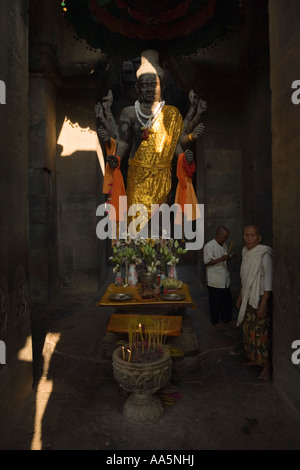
[269, 0, 300, 416]
[0, 0, 33, 428]
[0, 0, 299, 427]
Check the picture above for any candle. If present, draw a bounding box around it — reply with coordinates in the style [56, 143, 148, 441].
[127, 348, 131, 362]
[122, 346, 125, 360]
[139, 323, 144, 341]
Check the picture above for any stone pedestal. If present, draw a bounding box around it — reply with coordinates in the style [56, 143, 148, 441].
[112, 345, 172, 425]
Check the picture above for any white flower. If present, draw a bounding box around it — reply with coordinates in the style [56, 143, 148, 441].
[147, 265, 157, 273]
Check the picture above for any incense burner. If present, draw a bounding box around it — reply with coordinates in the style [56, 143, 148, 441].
[112, 344, 172, 425]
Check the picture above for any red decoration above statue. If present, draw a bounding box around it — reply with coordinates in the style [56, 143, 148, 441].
[89, 0, 216, 40]
[62, 0, 243, 59]
[116, 0, 191, 25]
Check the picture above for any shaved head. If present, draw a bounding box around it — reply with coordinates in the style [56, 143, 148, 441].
[244, 225, 260, 235]
[216, 225, 229, 236]
[215, 225, 229, 246]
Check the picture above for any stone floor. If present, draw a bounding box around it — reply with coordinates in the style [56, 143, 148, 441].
[1, 266, 300, 452]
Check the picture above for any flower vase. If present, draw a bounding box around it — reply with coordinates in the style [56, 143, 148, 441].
[168, 265, 177, 279]
[128, 264, 138, 287]
[115, 271, 122, 286]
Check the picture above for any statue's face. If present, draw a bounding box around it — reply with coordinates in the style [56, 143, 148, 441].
[136, 73, 161, 103]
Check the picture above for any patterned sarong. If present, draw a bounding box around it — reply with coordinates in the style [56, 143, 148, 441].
[243, 302, 272, 364]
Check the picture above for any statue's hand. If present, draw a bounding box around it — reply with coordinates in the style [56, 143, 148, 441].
[95, 102, 104, 119]
[97, 126, 111, 144]
[102, 90, 113, 111]
[192, 122, 205, 139]
[184, 149, 194, 164]
[198, 99, 207, 114]
[188, 90, 199, 108]
[107, 155, 119, 169]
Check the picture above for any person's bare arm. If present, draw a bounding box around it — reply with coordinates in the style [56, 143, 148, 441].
[257, 291, 271, 319]
[205, 253, 230, 267]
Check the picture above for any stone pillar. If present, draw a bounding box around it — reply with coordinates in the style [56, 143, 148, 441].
[0, 0, 32, 429]
[56, 88, 105, 292]
[28, 74, 59, 303]
[241, 0, 272, 245]
[196, 77, 243, 292]
[28, 0, 62, 304]
[269, 0, 300, 415]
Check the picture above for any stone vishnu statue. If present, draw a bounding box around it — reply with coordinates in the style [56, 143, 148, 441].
[95, 50, 206, 229]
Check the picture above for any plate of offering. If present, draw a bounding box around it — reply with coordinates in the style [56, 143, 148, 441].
[161, 278, 183, 291]
[160, 293, 186, 301]
[108, 293, 133, 301]
[135, 294, 157, 302]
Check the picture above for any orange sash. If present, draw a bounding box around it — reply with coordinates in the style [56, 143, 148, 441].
[175, 153, 200, 221]
[102, 138, 126, 221]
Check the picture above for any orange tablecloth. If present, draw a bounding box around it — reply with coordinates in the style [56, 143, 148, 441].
[97, 283, 194, 309]
[106, 314, 182, 336]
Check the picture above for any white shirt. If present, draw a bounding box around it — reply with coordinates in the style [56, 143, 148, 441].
[203, 238, 230, 288]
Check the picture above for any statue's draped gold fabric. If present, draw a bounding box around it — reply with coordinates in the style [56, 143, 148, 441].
[127, 105, 183, 228]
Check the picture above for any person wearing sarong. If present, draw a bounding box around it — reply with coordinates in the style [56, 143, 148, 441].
[106, 50, 195, 233]
[236, 225, 273, 380]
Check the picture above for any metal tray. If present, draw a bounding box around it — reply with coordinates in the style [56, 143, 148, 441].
[108, 293, 133, 301]
[160, 293, 186, 301]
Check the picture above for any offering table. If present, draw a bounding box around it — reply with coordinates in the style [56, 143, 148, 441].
[96, 282, 194, 314]
[97, 283, 198, 357]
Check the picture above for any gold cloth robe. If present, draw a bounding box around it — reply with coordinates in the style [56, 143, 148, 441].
[126, 105, 183, 228]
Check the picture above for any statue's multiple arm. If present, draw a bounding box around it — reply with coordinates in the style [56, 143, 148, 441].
[95, 90, 118, 145]
[181, 90, 207, 149]
[96, 89, 206, 168]
[105, 106, 134, 168]
[182, 90, 200, 133]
